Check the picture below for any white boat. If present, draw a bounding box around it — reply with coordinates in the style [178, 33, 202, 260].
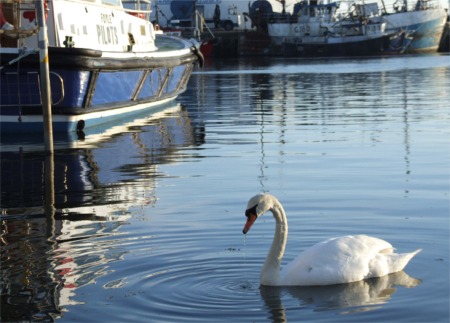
[267, 1, 409, 56]
[0, 0, 202, 133]
[381, 0, 448, 53]
[261, 0, 446, 56]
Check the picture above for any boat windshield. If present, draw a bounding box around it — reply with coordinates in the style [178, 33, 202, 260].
[122, 0, 151, 11]
[102, 0, 121, 6]
[101, 0, 122, 7]
[122, 0, 152, 19]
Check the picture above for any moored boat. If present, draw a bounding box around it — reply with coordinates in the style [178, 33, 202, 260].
[0, 0, 202, 133]
[381, 1, 448, 53]
[262, 0, 446, 56]
[268, 1, 409, 57]
[281, 30, 411, 57]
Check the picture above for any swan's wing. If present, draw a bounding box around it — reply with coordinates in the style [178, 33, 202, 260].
[368, 248, 422, 278]
[280, 235, 408, 286]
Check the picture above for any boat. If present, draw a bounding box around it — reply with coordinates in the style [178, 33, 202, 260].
[259, 0, 446, 56]
[438, 13, 449, 52]
[0, 0, 203, 133]
[267, 1, 409, 57]
[381, 0, 448, 53]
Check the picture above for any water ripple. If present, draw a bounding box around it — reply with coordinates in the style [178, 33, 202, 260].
[2, 56, 448, 322]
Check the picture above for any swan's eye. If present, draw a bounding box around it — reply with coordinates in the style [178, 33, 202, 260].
[245, 204, 258, 218]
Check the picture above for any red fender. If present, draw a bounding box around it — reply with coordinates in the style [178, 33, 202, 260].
[23, 1, 48, 22]
[0, 4, 10, 29]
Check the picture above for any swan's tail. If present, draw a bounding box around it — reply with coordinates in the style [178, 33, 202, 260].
[389, 249, 422, 273]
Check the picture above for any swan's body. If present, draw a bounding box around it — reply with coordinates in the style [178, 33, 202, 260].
[243, 193, 421, 286]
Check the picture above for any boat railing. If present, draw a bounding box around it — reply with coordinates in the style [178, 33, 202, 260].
[169, 10, 215, 41]
[193, 10, 214, 40]
[0, 0, 40, 38]
[389, 0, 441, 13]
[122, 0, 152, 21]
[1, 71, 64, 107]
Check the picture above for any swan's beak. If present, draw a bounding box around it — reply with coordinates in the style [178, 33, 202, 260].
[243, 213, 257, 234]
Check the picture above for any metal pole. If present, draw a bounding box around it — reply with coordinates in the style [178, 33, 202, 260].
[380, 0, 387, 14]
[37, 0, 54, 154]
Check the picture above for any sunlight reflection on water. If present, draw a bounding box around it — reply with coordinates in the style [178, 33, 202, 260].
[194, 54, 450, 75]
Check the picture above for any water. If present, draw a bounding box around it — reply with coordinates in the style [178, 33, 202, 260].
[1, 54, 449, 322]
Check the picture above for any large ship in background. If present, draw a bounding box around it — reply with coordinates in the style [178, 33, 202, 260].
[267, 1, 413, 57]
[382, 0, 448, 52]
[250, 0, 448, 55]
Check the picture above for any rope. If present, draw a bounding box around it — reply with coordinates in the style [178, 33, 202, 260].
[0, 47, 38, 70]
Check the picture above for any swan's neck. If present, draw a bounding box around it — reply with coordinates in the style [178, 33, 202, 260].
[260, 204, 288, 286]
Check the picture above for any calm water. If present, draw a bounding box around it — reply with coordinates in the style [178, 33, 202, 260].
[1, 54, 449, 322]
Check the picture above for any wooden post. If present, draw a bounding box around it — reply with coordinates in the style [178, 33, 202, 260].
[37, 1, 55, 227]
[44, 154, 56, 240]
[37, 0, 54, 154]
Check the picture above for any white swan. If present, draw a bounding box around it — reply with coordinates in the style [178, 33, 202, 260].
[242, 193, 421, 286]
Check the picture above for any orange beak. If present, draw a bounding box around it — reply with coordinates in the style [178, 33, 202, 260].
[243, 213, 257, 234]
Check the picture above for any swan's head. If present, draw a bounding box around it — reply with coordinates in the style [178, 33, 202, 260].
[243, 193, 278, 234]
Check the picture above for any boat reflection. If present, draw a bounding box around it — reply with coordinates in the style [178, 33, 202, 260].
[0, 103, 203, 321]
[260, 271, 421, 322]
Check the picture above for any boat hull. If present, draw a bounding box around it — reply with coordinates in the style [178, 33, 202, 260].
[0, 38, 199, 133]
[383, 9, 448, 53]
[0, 98, 177, 133]
[282, 34, 394, 57]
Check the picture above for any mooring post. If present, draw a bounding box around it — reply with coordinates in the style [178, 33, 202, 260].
[37, 0, 54, 154]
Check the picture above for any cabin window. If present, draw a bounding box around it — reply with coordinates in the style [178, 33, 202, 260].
[101, 0, 121, 6]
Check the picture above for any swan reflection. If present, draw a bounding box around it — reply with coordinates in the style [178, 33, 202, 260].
[260, 271, 421, 321]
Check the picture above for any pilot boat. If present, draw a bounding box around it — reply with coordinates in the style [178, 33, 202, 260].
[0, 0, 202, 133]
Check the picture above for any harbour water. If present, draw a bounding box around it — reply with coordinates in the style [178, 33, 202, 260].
[1, 54, 449, 322]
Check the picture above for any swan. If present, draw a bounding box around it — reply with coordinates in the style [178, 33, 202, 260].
[242, 193, 421, 286]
